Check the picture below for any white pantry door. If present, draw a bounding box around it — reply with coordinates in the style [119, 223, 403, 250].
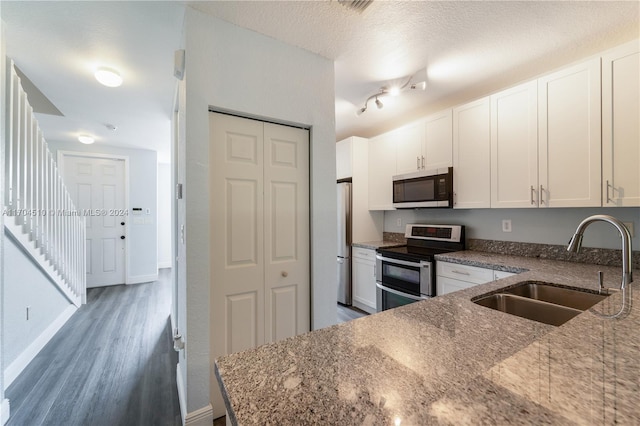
[263, 122, 310, 343]
[62, 155, 126, 287]
[209, 112, 310, 417]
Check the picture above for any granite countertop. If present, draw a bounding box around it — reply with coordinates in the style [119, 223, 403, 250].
[352, 240, 406, 250]
[215, 251, 640, 425]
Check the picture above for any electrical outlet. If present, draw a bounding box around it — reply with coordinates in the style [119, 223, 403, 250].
[396, 218, 402, 227]
[502, 219, 512, 233]
[623, 222, 634, 237]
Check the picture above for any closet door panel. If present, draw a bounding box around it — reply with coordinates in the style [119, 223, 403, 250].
[263, 122, 310, 344]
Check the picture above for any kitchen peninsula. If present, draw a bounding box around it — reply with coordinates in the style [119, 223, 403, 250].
[215, 252, 640, 424]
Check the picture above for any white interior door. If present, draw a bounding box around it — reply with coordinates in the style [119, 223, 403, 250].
[263, 122, 309, 343]
[62, 155, 126, 287]
[209, 112, 310, 418]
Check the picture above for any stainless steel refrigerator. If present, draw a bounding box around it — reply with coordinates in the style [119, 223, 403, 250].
[337, 182, 352, 305]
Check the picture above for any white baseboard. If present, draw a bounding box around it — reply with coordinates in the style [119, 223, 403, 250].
[158, 261, 172, 269]
[176, 363, 186, 425]
[126, 273, 159, 285]
[185, 403, 213, 426]
[4, 304, 77, 389]
[1, 398, 10, 425]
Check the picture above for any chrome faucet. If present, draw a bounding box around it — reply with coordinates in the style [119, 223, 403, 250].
[567, 214, 633, 289]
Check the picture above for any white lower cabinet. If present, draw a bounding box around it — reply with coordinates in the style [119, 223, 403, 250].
[494, 270, 516, 280]
[436, 261, 516, 296]
[352, 247, 377, 314]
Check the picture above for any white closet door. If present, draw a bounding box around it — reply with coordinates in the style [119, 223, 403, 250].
[263, 122, 310, 343]
[209, 112, 310, 418]
[210, 113, 265, 361]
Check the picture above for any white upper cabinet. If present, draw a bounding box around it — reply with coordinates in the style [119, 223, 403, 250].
[490, 81, 539, 208]
[423, 110, 453, 170]
[394, 121, 426, 175]
[602, 40, 640, 207]
[453, 97, 491, 208]
[336, 137, 353, 180]
[395, 112, 453, 175]
[538, 58, 601, 207]
[368, 132, 396, 210]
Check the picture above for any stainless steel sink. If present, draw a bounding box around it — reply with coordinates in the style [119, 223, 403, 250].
[500, 281, 608, 311]
[473, 281, 609, 326]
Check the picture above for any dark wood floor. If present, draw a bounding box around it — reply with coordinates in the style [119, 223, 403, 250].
[6, 269, 181, 426]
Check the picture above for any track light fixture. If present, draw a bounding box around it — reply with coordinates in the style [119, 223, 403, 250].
[355, 69, 427, 117]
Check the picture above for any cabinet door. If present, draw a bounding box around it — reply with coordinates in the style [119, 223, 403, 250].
[602, 41, 640, 207]
[453, 97, 491, 208]
[424, 110, 453, 170]
[494, 270, 516, 280]
[352, 257, 377, 313]
[491, 81, 539, 208]
[394, 121, 425, 175]
[336, 138, 352, 180]
[437, 276, 477, 296]
[538, 58, 601, 207]
[368, 133, 396, 210]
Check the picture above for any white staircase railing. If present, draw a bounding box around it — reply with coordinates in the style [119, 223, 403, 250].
[3, 60, 85, 306]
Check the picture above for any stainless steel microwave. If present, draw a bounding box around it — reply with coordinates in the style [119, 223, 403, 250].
[392, 167, 453, 208]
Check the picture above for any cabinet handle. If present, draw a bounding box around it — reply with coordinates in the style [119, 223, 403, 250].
[453, 192, 457, 206]
[417, 156, 420, 170]
[421, 156, 425, 169]
[530, 186, 536, 205]
[452, 270, 471, 276]
[540, 185, 545, 205]
[606, 180, 613, 204]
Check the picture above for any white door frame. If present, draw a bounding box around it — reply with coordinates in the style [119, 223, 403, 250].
[57, 150, 131, 285]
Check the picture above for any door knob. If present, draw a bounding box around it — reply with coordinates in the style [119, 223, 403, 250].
[120, 236, 125, 240]
[281, 271, 288, 277]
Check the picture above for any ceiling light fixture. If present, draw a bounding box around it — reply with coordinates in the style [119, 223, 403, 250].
[95, 67, 123, 87]
[355, 69, 428, 117]
[78, 135, 95, 144]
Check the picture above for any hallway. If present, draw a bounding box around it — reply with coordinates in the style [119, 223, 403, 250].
[5, 269, 180, 426]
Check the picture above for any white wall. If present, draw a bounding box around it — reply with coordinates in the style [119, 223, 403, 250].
[47, 142, 159, 282]
[3, 233, 73, 369]
[182, 6, 336, 419]
[157, 163, 172, 269]
[385, 207, 640, 250]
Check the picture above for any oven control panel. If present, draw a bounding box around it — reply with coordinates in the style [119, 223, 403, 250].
[404, 224, 463, 243]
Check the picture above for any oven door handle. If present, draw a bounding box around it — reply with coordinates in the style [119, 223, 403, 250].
[376, 283, 429, 301]
[375, 254, 424, 268]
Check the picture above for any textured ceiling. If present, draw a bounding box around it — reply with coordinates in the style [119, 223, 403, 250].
[1, 1, 639, 161]
[191, 1, 640, 141]
[1, 1, 185, 162]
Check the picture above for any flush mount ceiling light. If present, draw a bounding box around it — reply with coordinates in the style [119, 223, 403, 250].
[78, 135, 95, 144]
[355, 70, 427, 117]
[95, 67, 123, 87]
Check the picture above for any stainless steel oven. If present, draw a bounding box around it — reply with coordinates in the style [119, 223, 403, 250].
[375, 255, 432, 312]
[375, 224, 465, 312]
